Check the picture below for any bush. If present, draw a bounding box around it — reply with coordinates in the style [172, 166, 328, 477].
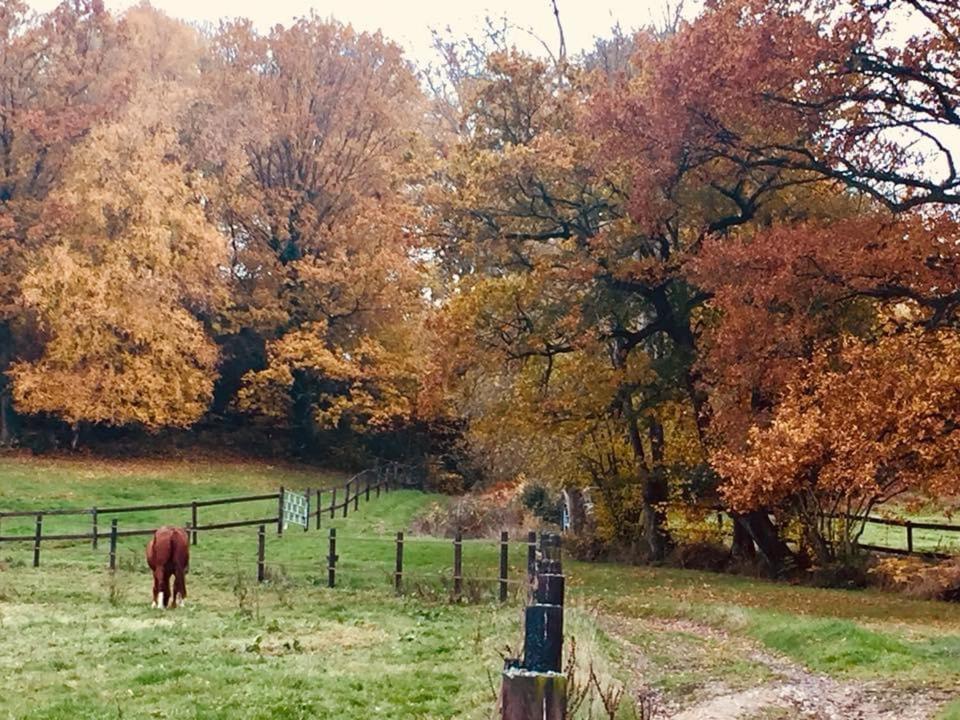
[669, 541, 731, 573]
[520, 483, 563, 525]
[411, 495, 531, 538]
[869, 556, 960, 601]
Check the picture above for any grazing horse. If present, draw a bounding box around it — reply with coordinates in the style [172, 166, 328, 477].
[146, 526, 189, 609]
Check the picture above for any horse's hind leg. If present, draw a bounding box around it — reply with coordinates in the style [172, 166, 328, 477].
[173, 570, 186, 608]
[160, 570, 172, 609]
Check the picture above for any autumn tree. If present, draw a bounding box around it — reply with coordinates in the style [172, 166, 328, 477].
[10, 116, 226, 437]
[0, 0, 128, 442]
[191, 16, 430, 454]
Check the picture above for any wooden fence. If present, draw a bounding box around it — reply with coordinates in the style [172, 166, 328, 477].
[708, 509, 960, 560]
[0, 462, 421, 567]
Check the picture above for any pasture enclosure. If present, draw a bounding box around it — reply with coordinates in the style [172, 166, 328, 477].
[2, 458, 960, 719]
[0, 462, 422, 568]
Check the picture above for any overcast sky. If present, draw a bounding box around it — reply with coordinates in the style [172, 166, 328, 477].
[25, 0, 702, 63]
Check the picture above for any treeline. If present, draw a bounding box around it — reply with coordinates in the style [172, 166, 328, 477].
[1, 0, 959, 571]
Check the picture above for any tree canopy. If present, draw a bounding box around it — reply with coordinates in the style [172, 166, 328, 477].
[1, 0, 958, 567]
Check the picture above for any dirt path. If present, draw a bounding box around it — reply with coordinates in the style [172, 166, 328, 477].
[600, 615, 954, 720]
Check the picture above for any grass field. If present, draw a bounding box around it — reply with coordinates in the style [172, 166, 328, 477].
[1, 456, 959, 719]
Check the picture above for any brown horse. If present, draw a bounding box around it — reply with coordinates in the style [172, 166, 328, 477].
[146, 526, 189, 609]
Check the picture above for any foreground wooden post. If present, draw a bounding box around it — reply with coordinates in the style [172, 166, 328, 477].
[906, 521, 914, 553]
[453, 531, 463, 601]
[33, 514, 42, 568]
[109, 519, 118, 571]
[500, 532, 566, 719]
[327, 528, 337, 588]
[257, 524, 266, 582]
[499, 671, 566, 720]
[395, 531, 404, 594]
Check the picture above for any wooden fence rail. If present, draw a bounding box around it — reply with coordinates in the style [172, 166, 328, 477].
[0, 461, 421, 566]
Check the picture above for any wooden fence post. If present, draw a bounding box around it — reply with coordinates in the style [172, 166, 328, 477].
[316, 490, 322, 530]
[526, 531, 537, 600]
[91, 507, 98, 549]
[353, 482, 360, 511]
[365, 477, 371, 502]
[109, 519, 118, 571]
[191, 501, 198, 546]
[327, 528, 337, 588]
[257, 524, 266, 583]
[500, 531, 566, 719]
[330, 487, 337, 519]
[906, 521, 914, 554]
[343, 482, 350, 518]
[395, 531, 404, 594]
[33, 514, 42, 568]
[453, 531, 463, 601]
[277, 486, 285, 536]
[304, 487, 310, 533]
[500, 530, 509, 603]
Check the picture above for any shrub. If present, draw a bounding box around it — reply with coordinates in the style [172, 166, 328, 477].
[411, 495, 531, 538]
[869, 556, 960, 601]
[670, 541, 731, 573]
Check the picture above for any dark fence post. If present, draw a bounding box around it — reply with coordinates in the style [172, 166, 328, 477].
[353, 482, 360, 511]
[330, 487, 336, 519]
[365, 477, 371, 502]
[191, 502, 198, 546]
[33, 514, 42, 568]
[499, 531, 509, 603]
[304, 487, 310, 533]
[453, 531, 463, 601]
[526, 531, 537, 601]
[109, 519, 118, 571]
[907, 521, 914, 554]
[316, 490, 322, 530]
[500, 532, 566, 719]
[257, 524, 266, 583]
[92, 507, 98, 549]
[395, 531, 404, 594]
[327, 528, 337, 588]
[343, 482, 350, 518]
[277, 486, 285, 536]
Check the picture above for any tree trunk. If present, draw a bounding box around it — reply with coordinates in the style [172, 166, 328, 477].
[0, 320, 17, 446]
[643, 417, 671, 561]
[732, 511, 793, 575]
[731, 515, 756, 561]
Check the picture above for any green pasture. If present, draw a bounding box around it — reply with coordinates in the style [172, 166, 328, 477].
[1, 457, 959, 719]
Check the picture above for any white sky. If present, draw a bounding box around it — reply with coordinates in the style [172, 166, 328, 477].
[25, 0, 699, 63]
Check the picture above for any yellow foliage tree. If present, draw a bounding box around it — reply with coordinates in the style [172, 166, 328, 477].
[10, 119, 226, 430]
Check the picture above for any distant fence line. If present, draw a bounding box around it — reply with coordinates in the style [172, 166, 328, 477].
[706, 507, 959, 560]
[0, 461, 422, 567]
